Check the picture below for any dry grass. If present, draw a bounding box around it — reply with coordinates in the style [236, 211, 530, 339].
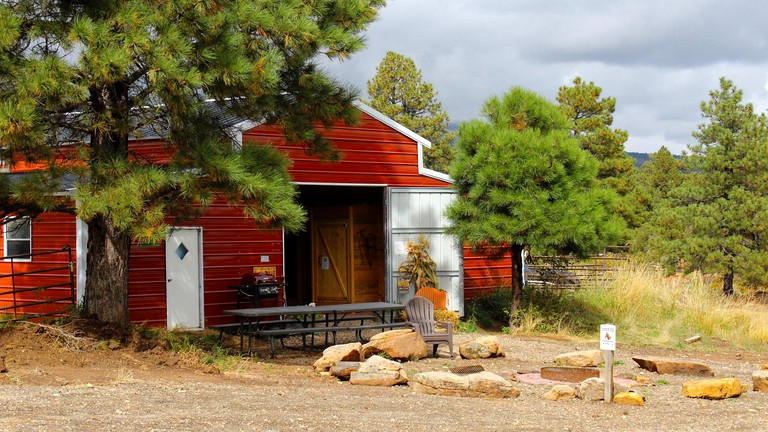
[573, 265, 768, 350]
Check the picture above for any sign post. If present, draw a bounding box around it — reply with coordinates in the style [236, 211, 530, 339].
[600, 323, 616, 403]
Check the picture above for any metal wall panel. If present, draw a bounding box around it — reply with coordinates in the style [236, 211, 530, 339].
[387, 187, 463, 315]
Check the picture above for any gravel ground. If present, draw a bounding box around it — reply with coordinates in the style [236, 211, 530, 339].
[1, 326, 767, 431]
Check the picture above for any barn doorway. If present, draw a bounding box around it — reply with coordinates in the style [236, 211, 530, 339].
[284, 185, 385, 306]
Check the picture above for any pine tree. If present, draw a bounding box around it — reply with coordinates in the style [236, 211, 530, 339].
[649, 78, 768, 295]
[366, 51, 454, 172]
[0, 0, 384, 327]
[631, 146, 683, 260]
[446, 87, 624, 325]
[557, 77, 639, 230]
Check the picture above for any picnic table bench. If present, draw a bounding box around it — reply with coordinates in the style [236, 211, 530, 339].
[222, 302, 406, 357]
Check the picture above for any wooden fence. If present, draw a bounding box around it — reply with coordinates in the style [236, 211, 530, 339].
[525, 247, 630, 289]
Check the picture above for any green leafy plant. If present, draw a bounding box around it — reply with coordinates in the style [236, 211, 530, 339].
[398, 234, 439, 290]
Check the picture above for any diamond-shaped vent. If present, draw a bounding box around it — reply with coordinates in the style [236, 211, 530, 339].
[175, 243, 189, 260]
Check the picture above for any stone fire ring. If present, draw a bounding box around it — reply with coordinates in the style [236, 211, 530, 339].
[540, 366, 600, 383]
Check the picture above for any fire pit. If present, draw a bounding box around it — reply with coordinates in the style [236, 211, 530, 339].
[540, 366, 600, 382]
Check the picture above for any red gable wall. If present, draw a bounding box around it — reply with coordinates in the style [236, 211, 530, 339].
[245, 113, 451, 187]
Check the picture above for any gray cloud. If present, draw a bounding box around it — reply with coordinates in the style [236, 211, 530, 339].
[322, 0, 768, 155]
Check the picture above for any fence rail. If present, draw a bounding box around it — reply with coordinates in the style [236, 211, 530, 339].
[525, 248, 630, 289]
[0, 246, 75, 324]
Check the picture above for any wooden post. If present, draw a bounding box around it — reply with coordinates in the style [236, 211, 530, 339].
[599, 323, 616, 403]
[604, 349, 614, 403]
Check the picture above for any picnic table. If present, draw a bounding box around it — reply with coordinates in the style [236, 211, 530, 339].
[222, 301, 406, 357]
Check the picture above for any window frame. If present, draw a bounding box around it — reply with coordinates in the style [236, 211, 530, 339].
[3, 216, 32, 262]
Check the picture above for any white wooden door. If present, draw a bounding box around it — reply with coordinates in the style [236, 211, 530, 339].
[165, 227, 204, 330]
[387, 187, 463, 314]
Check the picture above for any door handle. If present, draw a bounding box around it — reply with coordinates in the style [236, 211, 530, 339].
[167, 278, 173, 282]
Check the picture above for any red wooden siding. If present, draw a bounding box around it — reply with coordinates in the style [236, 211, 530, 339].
[245, 113, 450, 187]
[0, 213, 76, 318]
[462, 247, 514, 301]
[127, 201, 284, 326]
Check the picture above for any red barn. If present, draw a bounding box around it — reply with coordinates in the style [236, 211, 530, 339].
[1, 102, 511, 329]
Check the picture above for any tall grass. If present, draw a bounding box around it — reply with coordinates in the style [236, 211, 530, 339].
[467, 265, 768, 351]
[574, 266, 768, 350]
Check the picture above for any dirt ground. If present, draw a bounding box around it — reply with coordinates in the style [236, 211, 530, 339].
[1, 320, 767, 432]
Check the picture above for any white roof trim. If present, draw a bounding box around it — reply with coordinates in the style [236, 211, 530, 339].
[353, 101, 432, 149]
[354, 101, 453, 185]
[420, 167, 453, 183]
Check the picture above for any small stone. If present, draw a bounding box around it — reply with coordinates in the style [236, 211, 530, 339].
[762, 364, 768, 371]
[544, 384, 577, 401]
[458, 336, 505, 359]
[752, 370, 768, 392]
[554, 350, 604, 367]
[634, 376, 652, 386]
[683, 335, 702, 344]
[614, 391, 645, 406]
[330, 361, 361, 381]
[682, 378, 748, 399]
[313, 343, 362, 372]
[578, 377, 630, 401]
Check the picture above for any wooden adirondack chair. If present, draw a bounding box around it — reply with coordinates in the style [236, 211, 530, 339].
[405, 296, 454, 358]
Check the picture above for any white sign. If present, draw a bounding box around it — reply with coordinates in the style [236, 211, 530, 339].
[600, 324, 616, 351]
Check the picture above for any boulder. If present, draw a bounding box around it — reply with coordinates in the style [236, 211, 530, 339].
[682, 378, 748, 399]
[349, 355, 408, 387]
[614, 391, 645, 406]
[554, 350, 604, 367]
[752, 370, 768, 392]
[0, 356, 6, 373]
[543, 384, 577, 401]
[330, 361, 361, 381]
[632, 356, 714, 376]
[361, 329, 427, 361]
[411, 371, 520, 399]
[312, 342, 362, 372]
[578, 377, 630, 401]
[459, 336, 505, 359]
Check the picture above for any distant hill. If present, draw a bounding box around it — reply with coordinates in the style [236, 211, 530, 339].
[627, 152, 651, 168]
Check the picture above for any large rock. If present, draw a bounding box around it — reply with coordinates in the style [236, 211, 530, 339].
[349, 355, 408, 387]
[578, 377, 630, 401]
[554, 350, 604, 367]
[543, 384, 577, 401]
[411, 371, 520, 398]
[361, 329, 428, 361]
[632, 356, 714, 376]
[459, 336, 505, 359]
[752, 371, 768, 392]
[682, 378, 748, 399]
[330, 361, 361, 381]
[312, 342, 362, 372]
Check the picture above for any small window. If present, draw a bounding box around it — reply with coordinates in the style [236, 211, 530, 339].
[3, 217, 32, 261]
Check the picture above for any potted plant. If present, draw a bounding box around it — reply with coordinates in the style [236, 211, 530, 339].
[398, 234, 446, 309]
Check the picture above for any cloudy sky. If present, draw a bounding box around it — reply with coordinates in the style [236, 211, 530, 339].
[321, 0, 768, 155]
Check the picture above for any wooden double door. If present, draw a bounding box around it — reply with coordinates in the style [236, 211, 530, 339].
[311, 205, 383, 305]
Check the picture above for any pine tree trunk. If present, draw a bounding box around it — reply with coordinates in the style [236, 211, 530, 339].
[84, 214, 132, 328]
[508, 244, 525, 328]
[722, 269, 734, 296]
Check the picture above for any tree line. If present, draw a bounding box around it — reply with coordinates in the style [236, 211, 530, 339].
[367, 52, 768, 322]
